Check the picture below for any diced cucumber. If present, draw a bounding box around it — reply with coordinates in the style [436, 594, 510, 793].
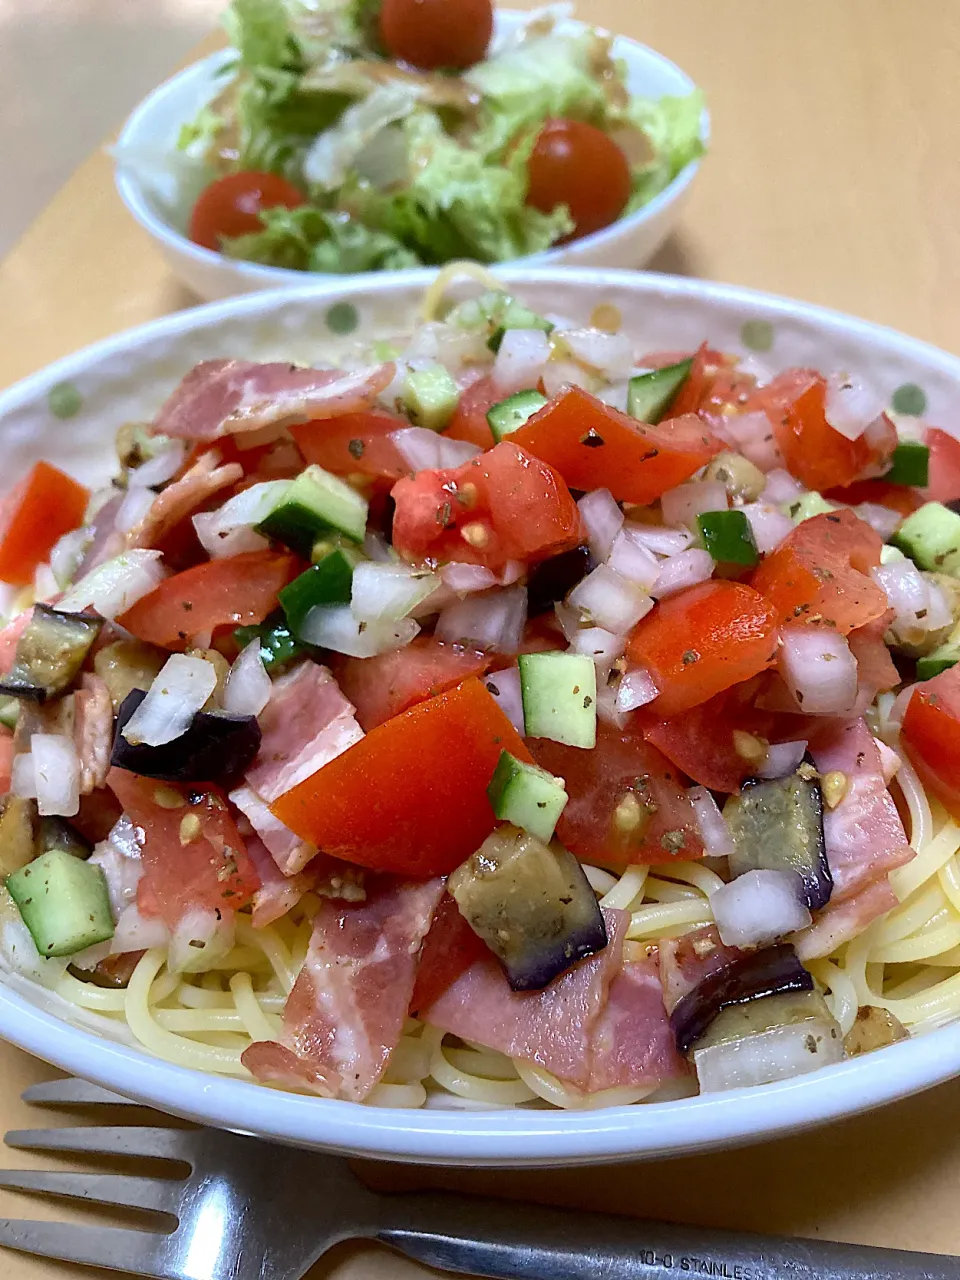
[401, 365, 461, 431]
[697, 509, 759, 567]
[519, 651, 597, 749]
[783, 491, 836, 525]
[256, 464, 367, 554]
[885, 441, 930, 488]
[917, 639, 960, 680]
[486, 390, 548, 442]
[880, 544, 907, 565]
[627, 358, 693, 423]
[7, 849, 114, 957]
[235, 613, 304, 672]
[487, 750, 568, 843]
[892, 502, 960, 576]
[278, 546, 362, 637]
[487, 303, 554, 354]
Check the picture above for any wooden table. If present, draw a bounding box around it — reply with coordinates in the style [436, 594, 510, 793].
[2, 1, 960, 1274]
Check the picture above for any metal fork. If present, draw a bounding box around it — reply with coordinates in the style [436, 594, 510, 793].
[0, 1078, 955, 1280]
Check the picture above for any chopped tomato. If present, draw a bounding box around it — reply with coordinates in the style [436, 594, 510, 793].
[409, 893, 489, 1016]
[0, 462, 89, 587]
[108, 769, 259, 927]
[510, 386, 724, 504]
[749, 370, 896, 491]
[901, 666, 960, 821]
[823, 478, 921, 517]
[625, 581, 779, 717]
[119, 551, 299, 650]
[848, 610, 899, 698]
[290, 410, 409, 484]
[668, 345, 753, 418]
[750, 509, 886, 634]
[529, 723, 704, 867]
[331, 637, 490, 731]
[0, 731, 12, 794]
[444, 376, 501, 450]
[923, 428, 960, 505]
[391, 442, 580, 571]
[272, 677, 532, 878]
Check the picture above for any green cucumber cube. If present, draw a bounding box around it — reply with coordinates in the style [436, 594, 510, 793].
[487, 751, 568, 843]
[519, 651, 597, 749]
[7, 849, 114, 958]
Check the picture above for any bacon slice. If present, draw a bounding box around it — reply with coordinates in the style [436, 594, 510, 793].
[73, 673, 113, 794]
[587, 953, 689, 1092]
[154, 361, 395, 442]
[792, 877, 898, 961]
[423, 908, 628, 1088]
[242, 877, 443, 1100]
[246, 835, 315, 929]
[126, 452, 242, 550]
[811, 717, 914, 903]
[229, 784, 316, 874]
[658, 925, 744, 1015]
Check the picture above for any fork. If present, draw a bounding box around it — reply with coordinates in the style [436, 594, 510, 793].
[0, 1078, 955, 1280]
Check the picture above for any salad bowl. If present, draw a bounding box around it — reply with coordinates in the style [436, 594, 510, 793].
[0, 266, 959, 1166]
[114, 11, 707, 302]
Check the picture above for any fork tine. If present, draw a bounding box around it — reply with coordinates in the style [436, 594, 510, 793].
[0, 1219, 184, 1279]
[0, 1169, 180, 1214]
[21, 1079, 138, 1107]
[5, 1126, 198, 1163]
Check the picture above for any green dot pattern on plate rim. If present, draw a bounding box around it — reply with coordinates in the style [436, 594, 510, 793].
[48, 382, 83, 419]
[891, 382, 927, 416]
[326, 302, 359, 336]
[740, 319, 774, 353]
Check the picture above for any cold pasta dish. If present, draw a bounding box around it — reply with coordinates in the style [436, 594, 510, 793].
[1, 276, 960, 1111]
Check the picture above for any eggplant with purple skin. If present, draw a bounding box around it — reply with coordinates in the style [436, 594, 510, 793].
[526, 545, 591, 616]
[447, 824, 607, 991]
[111, 689, 260, 786]
[669, 943, 814, 1055]
[723, 764, 832, 910]
[0, 605, 102, 703]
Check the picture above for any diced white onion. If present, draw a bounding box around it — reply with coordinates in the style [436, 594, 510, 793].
[854, 502, 901, 540]
[168, 907, 236, 975]
[889, 682, 917, 727]
[694, 1014, 843, 1093]
[711, 869, 812, 949]
[596, 679, 627, 729]
[687, 785, 733, 855]
[578, 489, 623, 561]
[559, 328, 635, 379]
[569, 564, 653, 635]
[661, 481, 728, 529]
[440, 562, 498, 594]
[541, 359, 597, 398]
[824, 376, 886, 442]
[89, 817, 143, 919]
[653, 549, 715, 597]
[492, 329, 551, 394]
[389, 428, 481, 472]
[114, 485, 156, 535]
[871, 561, 949, 635]
[122, 654, 218, 747]
[756, 740, 808, 779]
[596, 382, 629, 413]
[111, 904, 170, 954]
[616, 667, 659, 712]
[554, 601, 580, 642]
[299, 605, 419, 658]
[11, 753, 36, 800]
[49, 527, 92, 591]
[128, 440, 187, 488]
[739, 501, 794, 555]
[876, 737, 902, 785]
[32, 734, 81, 817]
[723, 410, 783, 472]
[625, 525, 694, 557]
[570, 626, 626, 675]
[192, 480, 288, 560]
[435, 586, 527, 654]
[924, 581, 954, 632]
[779, 627, 858, 715]
[482, 666, 524, 735]
[762, 468, 806, 504]
[33, 563, 59, 603]
[362, 531, 396, 564]
[607, 528, 661, 590]
[58, 549, 166, 619]
[352, 563, 440, 623]
[224, 640, 272, 718]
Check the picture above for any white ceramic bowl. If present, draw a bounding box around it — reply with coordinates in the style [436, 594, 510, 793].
[114, 13, 707, 302]
[0, 267, 956, 1166]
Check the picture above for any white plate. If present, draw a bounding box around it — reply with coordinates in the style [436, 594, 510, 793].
[114, 13, 707, 301]
[0, 267, 956, 1166]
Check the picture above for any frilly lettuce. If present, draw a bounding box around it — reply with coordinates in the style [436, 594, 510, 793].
[625, 91, 706, 211]
[222, 204, 420, 272]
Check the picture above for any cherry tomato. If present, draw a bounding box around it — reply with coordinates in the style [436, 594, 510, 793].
[188, 172, 305, 251]
[379, 0, 493, 70]
[526, 119, 632, 240]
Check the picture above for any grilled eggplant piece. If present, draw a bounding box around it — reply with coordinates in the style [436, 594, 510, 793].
[111, 689, 261, 785]
[724, 766, 832, 910]
[447, 824, 607, 991]
[526, 545, 592, 616]
[0, 796, 37, 877]
[0, 605, 102, 703]
[669, 943, 814, 1055]
[93, 639, 167, 713]
[37, 815, 93, 860]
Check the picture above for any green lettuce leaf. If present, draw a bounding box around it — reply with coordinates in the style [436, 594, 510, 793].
[222, 204, 421, 272]
[625, 91, 706, 212]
